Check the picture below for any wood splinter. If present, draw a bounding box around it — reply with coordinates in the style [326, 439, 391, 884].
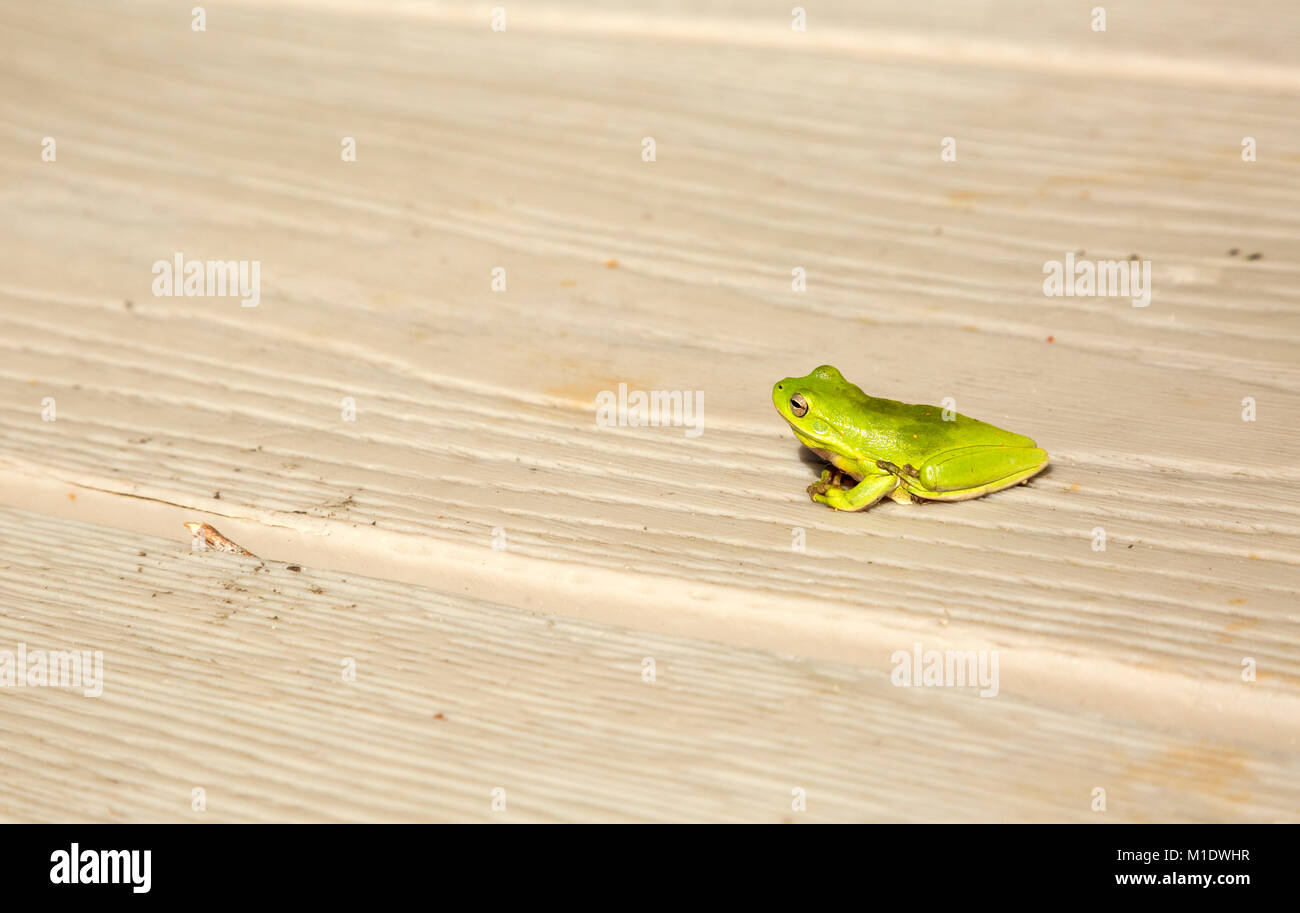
[183, 521, 257, 558]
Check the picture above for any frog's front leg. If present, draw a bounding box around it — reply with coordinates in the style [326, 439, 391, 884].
[805, 468, 841, 499]
[809, 469, 899, 511]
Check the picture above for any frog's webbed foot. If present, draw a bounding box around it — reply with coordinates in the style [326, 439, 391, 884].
[806, 468, 844, 500]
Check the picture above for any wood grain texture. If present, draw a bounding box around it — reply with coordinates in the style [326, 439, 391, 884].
[1, 506, 1296, 823]
[0, 0, 1297, 820]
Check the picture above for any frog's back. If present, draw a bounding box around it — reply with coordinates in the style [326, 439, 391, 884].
[842, 390, 1037, 464]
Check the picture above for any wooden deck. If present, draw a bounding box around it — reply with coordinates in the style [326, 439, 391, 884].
[0, 0, 1297, 821]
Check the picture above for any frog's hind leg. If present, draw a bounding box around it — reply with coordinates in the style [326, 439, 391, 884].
[918, 446, 1049, 501]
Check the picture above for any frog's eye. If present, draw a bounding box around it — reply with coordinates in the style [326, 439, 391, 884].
[789, 393, 809, 417]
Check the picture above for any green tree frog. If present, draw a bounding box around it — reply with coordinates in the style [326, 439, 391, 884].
[773, 365, 1049, 511]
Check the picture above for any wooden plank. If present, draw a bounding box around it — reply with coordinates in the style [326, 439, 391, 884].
[0, 0, 1297, 819]
[0, 506, 1295, 822]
